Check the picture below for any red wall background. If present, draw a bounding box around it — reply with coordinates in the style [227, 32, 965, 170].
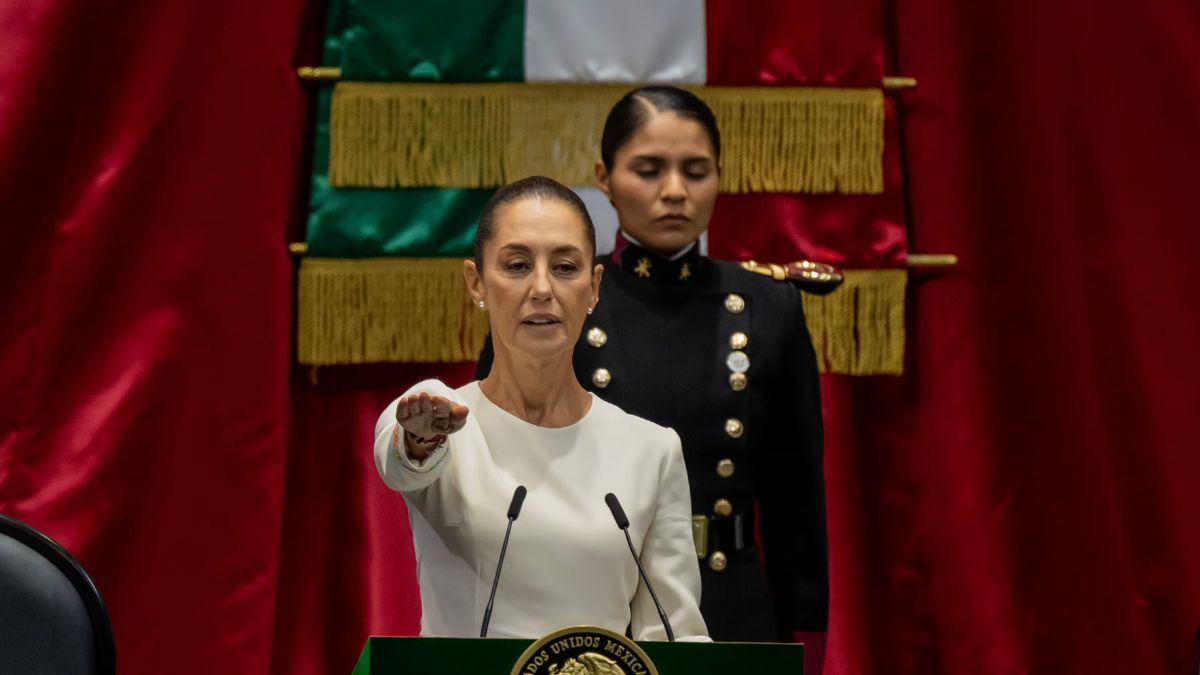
[2, 0, 1198, 674]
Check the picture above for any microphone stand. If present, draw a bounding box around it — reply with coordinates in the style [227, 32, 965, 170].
[480, 485, 527, 638]
[605, 492, 675, 642]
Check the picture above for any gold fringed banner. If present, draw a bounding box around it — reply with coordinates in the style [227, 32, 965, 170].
[297, 258, 489, 365]
[711, 88, 884, 194]
[328, 83, 884, 195]
[802, 269, 907, 375]
[298, 258, 905, 374]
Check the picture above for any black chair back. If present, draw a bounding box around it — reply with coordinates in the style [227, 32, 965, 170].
[1193, 623, 1199, 675]
[0, 514, 115, 675]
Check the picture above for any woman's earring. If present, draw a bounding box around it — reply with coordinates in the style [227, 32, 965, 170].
[587, 306, 594, 315]
[478, 300, 486, 309]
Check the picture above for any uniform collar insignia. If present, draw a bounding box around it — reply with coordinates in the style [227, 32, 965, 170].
[612, 234, 704, 285]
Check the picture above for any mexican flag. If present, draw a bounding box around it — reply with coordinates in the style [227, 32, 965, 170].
[299, 0, 907, 374]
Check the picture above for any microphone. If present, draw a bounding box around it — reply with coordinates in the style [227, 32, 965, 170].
[507, 484, 527, 519]
[480, 485, 527, 638]
[604, 492, 675, 642]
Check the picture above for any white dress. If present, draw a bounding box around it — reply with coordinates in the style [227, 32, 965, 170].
[374, 379, 710, 642]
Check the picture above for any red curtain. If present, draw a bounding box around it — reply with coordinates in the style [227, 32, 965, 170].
[0, 0, 312, 672]
[704, 0, 907, 269]
[3, 2, 1200, 675]
[270, 362, 473, 675]
[820, 0, 1200, 672]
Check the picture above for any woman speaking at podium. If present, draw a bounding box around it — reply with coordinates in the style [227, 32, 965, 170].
[479, 87, 828, 648]
[374, 176, 709, 641]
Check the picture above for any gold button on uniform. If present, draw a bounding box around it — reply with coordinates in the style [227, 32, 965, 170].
[729, 331, 748, 350]
[724, 293, 746, 314]
[713, 498, 733, 517]
[709, 550, 728, 572]
[729, 372, 748, 391]
[592, 368, 612, 389]
[586, 327, 608, 348]
[724, 418, 744, 438]
[717, 459, 735, 478]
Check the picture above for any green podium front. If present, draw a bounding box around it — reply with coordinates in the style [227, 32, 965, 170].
[351, 635, 805, 674]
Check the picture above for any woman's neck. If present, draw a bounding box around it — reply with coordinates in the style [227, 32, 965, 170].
[618, 230, 697, 260]
[480, 346, 591, 428]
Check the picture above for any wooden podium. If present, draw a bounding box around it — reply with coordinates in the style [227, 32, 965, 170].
[351, 634, 805, 674]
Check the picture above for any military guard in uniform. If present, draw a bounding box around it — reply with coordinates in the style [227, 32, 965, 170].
[477, 86, 830, 644]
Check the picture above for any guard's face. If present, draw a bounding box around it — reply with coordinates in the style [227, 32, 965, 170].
[466, 198, 602, 362]
[596, 110, 719, 256]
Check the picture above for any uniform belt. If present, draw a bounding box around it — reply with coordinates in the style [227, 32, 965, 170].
[690, 513, 751, 559]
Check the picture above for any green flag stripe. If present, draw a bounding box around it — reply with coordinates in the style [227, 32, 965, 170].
[307, 179, 488, 258]
[339, 0, 525, 82]
[307, 0, 511, 258]
[307, 89, 488, 258]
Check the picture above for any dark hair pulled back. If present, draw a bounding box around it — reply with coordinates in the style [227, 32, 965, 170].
[600, 85, 721, 171]
[474, 175, 596, 265]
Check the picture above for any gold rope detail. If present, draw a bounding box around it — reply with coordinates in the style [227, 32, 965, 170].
[328, 83, 883, 194]
[297, 258, 489, 365]
[298, 258, 905, 375]
[802, 269, 907, 375]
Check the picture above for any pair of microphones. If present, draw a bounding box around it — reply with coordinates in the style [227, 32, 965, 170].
[479, 486, 676, 642]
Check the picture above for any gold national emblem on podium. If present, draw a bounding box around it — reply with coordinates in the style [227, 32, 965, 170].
[511, 626, 659, 675]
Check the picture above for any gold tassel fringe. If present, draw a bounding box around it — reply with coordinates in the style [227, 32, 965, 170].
[298, 258, 905, 374]
[802, 269, 907, 375]
[328, 83, 883, 195]
[297, 258, 489, 365]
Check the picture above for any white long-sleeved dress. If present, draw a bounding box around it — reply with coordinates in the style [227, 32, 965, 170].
[374, 379, 709, 641]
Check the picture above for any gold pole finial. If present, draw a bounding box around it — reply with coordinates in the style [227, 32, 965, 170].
[296, 67, 342, 82]
[883, 76, 918, 90]
[906, 253, 958, 268]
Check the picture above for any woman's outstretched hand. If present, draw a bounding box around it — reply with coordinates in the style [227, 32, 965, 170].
[395, 392, 470, 446]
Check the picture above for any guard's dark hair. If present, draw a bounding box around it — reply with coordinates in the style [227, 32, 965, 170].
[474, 176, 596, 265]
[600, 85, 721, 171]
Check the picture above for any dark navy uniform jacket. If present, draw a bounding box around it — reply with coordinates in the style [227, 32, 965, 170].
[476, 240, 829, 641]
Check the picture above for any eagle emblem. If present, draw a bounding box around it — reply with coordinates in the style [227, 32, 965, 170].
[549, 652, 624, 675]
[509, 626, 657, 675]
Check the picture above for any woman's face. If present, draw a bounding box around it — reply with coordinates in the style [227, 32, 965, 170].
[465, 197, 602, 362]
[596, 110, 720, 256]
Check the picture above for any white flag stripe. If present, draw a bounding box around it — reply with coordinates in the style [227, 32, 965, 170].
[573, 187, 621, 254]
[524, 0, 706, 84]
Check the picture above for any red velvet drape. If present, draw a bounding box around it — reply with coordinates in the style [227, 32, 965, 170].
[0, 0, 311, 672]
[705, 0, 907, 269]
[3, 2, 1199, 675]
[270, 362, 473, 675]
[821, 0, 1200, 672]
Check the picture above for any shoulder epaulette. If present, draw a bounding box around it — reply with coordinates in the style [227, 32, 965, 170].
[740, 260, 844, 296]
